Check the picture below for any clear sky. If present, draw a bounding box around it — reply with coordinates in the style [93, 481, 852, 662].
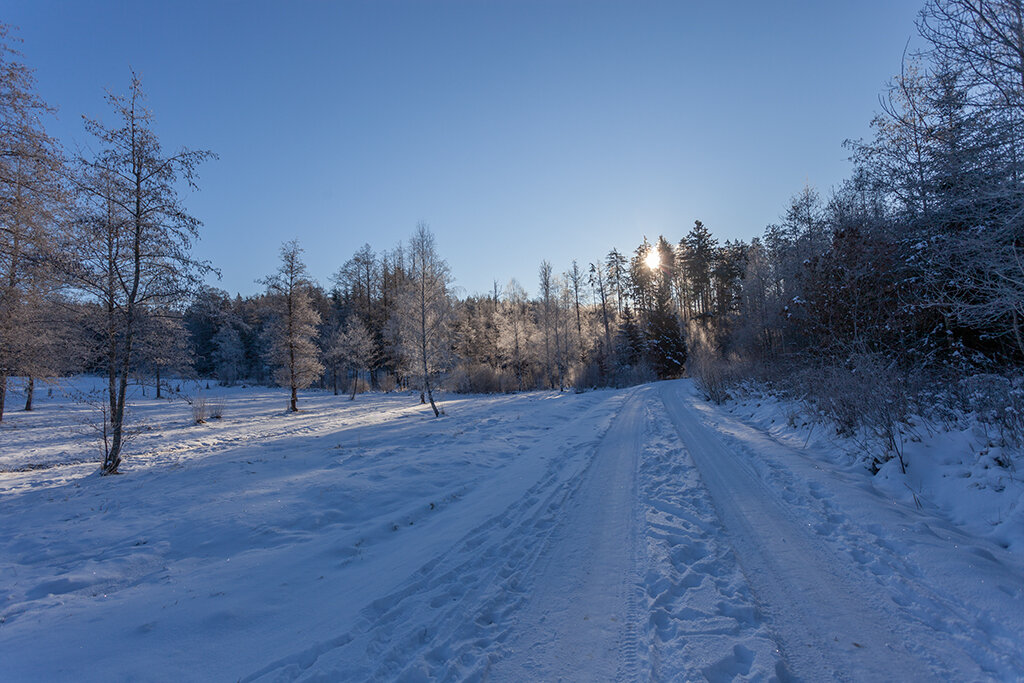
[6, 0, 923, 297]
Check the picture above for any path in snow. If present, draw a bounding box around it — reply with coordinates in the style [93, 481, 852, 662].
[485, 388, 644, 681]
[243, 383, 1024, 680]
[659, 380, 1024, 680]
[4, 380, 1023, 681]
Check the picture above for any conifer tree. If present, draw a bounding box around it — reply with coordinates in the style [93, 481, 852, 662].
[614, 305, 645, 370]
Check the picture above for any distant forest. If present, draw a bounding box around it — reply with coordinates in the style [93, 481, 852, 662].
[3, 1, 1024, 473]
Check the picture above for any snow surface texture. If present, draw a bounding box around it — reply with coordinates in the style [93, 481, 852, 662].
[1, 378, 1022, 680]
[722, 383, 1024, 556]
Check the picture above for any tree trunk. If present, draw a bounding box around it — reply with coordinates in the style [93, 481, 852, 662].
[24, 376, 33, 411]
[350, 369, 358, 401]
[0, 373, 7, 422]
[424, 372, 439, 417]
[102, 316, 120, 474]
[290, 383, 298, 412]
[155, 366, 161, 399]
[104, 364, 130, 475]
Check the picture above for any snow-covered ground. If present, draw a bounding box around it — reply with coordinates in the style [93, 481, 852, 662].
[1, 378, 1022, 680]
[720, 382, 1024, 556]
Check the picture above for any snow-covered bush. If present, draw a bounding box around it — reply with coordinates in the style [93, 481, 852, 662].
[957, 374, 1024, 449]
[191, 396, 208, 424]
[447, 362, 503, 394]
[614, 361, 657, 389]
[686, 332, 745, 405]
[378, 373, 397, 393]
[775, 354, 914, 473]
[689, 353, 734, 405]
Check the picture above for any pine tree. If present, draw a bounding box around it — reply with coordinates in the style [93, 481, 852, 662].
[646, 291, 688, 379]
[614, 305, 645, 370]
[645, 238, 687, 379]
[211, 323, 245, 386]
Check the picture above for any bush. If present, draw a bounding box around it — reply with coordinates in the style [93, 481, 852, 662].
[686, 332, 743, 404]
[786, 353, 912, 473]
[191, 396, 207, 424]
[378, 373, 397, 393]
[958, 374, 1024, 448]
[447, 362, 504, 394]
[689, 353, 735, 404]
[346, 377, 371, 396]
[614, 361, 657, 388]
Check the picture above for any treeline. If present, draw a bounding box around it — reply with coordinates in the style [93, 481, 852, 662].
[5, 0, 1024, 475]
[181, 232, 696, 399]
[687, 0, 1024, 468]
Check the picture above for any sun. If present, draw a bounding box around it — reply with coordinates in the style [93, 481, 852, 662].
[645, 249, 661, 270]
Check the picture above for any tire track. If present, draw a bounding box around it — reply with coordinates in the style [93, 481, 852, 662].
[659, 381, 998, 680]
[241, 392, 635, 681]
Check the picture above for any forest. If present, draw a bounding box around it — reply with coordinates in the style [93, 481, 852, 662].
[2, 0, 1024, 475]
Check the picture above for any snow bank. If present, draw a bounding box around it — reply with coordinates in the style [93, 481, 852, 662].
[721, 382, 1024, 556]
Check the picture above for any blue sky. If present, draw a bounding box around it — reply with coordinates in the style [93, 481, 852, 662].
[6, 0, 922, 297]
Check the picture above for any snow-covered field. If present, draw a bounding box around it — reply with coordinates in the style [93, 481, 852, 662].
[2, 378, 1023, 680]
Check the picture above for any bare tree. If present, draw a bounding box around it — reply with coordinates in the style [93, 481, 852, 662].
[497, 278, 533, 391]
[327, 321, 376, 401]
[66, 74, 213, 474]
[0, 25, 64, 421]
[333, 243, 377, 329]
[589, 261, 613, 353]
[920, 0, 1024, 114]
[394, 223, 452, 416]
[135, 309, 192, 398]
[567, 260, 586, 363]
[261, 240, 323, 412]
[538, 260, 558, 389]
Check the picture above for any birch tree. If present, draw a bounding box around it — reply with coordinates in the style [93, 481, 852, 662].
[262, 240, 323, 412]
[67, 74, 213, 474]
[395, 223, 452, 416]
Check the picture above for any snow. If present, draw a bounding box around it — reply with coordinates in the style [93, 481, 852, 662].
[722, 381, 1024, 556]
[2, 377, 1023, 680]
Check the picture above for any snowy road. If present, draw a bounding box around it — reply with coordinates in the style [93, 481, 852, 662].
[660, 383, 1002, 679]
[486, 390, 644, 681]
[3, 380, 1023, 680]
[258, 383, 1023, 680]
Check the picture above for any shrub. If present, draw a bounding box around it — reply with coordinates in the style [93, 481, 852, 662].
[191, 396, 207, 424]
[378, 373, 397, 393]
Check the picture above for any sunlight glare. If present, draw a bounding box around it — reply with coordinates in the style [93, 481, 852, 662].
[645, 249, 660, 270]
